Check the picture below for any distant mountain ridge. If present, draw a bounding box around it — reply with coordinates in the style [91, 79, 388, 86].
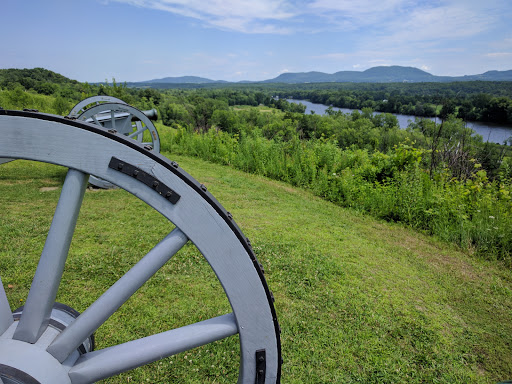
[145, 76, 227, 84]
[138, 66, 512, 85]
[263, 66, 512, 83]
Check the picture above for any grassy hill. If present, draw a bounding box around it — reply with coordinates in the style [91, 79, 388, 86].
[1, 154, 511, 382]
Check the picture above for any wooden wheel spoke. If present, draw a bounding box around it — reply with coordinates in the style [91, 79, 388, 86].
[47, 228, 189, 362]
[12, 169, 89, 343]
[110, 110, 116, 130]
[91, 115, 101, 126]
[127, 124, 147, 139]
[68, 314, 238, 384]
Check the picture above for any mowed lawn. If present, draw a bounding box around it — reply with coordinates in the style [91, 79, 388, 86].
[1, 154, 512, 383]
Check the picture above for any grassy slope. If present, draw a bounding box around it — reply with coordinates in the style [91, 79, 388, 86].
[1, 154, 512, 383]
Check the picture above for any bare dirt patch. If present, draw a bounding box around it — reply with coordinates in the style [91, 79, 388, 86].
[39, 186, 59, 192]
[0, 180, 32, 186]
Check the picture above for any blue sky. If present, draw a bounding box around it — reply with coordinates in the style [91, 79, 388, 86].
[2, 0, 511, 82]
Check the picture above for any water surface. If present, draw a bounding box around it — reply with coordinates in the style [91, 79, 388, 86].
[288, 99, 512, 144]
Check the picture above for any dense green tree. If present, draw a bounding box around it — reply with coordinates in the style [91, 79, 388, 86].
[52, 96, 70, 115]
[482, 97, 512, 123]
[439, 100, 457, 119]
[139, 88, 162, 105]
[191, 97, 228, 131]
[211, 109, 239, 134]
[7, 86, 32, 108]
[160, 102, 194, 127]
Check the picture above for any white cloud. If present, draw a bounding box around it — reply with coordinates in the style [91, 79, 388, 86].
[109, 0, 297, 33]
[309, 0, 407, 24]
[108, 0, 509, 39]
[485, 52, 512, 58]
[307, 0, 503, 46]
[310, 1, 508, 76]
[395, 4, 491, 42]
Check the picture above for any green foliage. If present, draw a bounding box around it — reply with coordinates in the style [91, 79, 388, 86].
[98, 78, 135, 105]
[0, 68, 92, 105]
[0, 68, 79, 90]
[52, 96, 71, 115]
[0, 86, 63, 114]
[163, 118, 512, 261]
[160, 102, 194, 127]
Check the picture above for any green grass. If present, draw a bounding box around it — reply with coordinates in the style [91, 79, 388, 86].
[1, 155, 512, 383]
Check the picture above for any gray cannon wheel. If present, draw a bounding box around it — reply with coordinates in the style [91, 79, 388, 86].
[0, 110, 281, 384]
[77, 103, 160, 153]
[68, 96, 127, 118]
[1, 98, 128, 168]
[78, 102, 161, 189]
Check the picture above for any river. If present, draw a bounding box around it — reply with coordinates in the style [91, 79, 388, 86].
[287, 99, 512, 144]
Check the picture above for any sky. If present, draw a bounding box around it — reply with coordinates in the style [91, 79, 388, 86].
[2, 0, 512, 82]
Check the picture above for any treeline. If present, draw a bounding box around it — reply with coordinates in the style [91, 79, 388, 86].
[160, 81, 512, 124]
[262, 80, 512, 98]
[131, 77, 512, 98]
[0, 67, 81, 95]
[129, 79, 512, 125]
[273, 87, 512, 124]
[1, 70, 510, 180]
[0, 68, 307, 118]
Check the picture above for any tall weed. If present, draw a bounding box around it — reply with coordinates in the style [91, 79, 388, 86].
[162, 127, 512, 260]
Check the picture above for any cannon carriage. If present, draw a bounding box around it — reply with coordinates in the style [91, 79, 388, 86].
[69, 96, 161, 189]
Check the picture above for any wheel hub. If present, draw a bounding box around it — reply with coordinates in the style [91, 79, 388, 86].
[0, 304, 93, 384]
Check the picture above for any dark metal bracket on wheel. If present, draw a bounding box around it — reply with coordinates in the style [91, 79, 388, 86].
[0, 109, 281, 383]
